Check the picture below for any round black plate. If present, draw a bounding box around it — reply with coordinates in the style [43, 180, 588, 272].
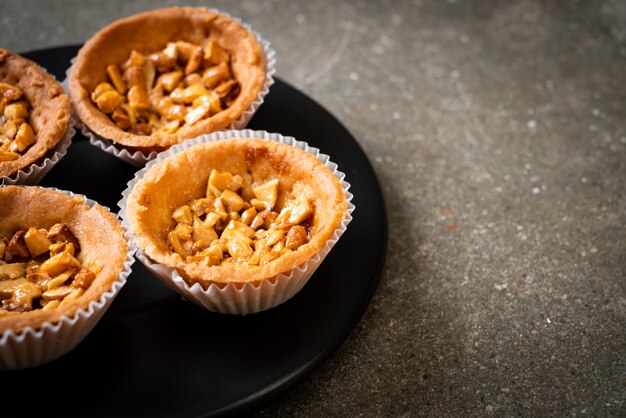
[0, 45, 387, 417]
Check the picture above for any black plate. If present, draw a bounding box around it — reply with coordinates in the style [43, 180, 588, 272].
[0, 45, 387, 417]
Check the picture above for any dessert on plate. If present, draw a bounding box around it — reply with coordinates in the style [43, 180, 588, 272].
[122, 132, 353, 313]
[0, 186, 132, 369]
[69, 7, 271, 154]
[0, 49, 72, 183]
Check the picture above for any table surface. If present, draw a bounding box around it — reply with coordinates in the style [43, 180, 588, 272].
[2, 0, 625, 416]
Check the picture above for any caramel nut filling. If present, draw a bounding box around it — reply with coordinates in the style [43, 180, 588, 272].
[91, 40, 240, 136]
[168, 169, 314, 267]
[0, 223, 96, 314]
[0, 82, 37, 162]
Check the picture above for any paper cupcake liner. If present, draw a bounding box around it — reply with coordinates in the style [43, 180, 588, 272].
[119, 129, 355, 314]
[1, 118, 75, 186]
[0, 187, 136, 370]
[64, 10, 277, 167]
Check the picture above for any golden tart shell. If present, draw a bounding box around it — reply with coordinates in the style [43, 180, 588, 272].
[0, 186, 128, 333]
[126, 138, 347, 285]
[0, 49, 71, 178]
[69, 7, 266, 148]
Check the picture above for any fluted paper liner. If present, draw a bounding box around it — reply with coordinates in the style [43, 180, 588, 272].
[64, 9, 276, 167]
[1, 119, 75, 186]
[119, 130, 355, 314]
[0, 188, 135, 370]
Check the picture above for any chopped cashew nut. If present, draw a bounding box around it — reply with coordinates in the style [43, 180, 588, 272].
[0, 224, 95, 314]
[168, 169, 314, 267]
[0, 82, 37, 158]
[90, 40, 239, 135]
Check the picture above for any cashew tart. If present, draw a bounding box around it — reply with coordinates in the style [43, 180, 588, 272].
[125, 137, 348, 287]
[69, 7, 267, 150]
[0, 186, 128, 334]
[0, 49, 71, 179]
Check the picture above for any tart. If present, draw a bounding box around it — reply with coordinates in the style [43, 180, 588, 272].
[0, 49, 71, 180]
[0, 186, 129, 334]
[124, 135, 349, 296]
[69, 7, 268, 150]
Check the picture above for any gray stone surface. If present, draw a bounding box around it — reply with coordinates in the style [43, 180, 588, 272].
[2, 0, 625, 416]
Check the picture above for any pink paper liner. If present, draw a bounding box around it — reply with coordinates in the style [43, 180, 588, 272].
[119, 129, 355, 314]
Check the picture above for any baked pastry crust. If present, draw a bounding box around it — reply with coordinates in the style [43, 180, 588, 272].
[0, 186, 128, 333]
[69, 7, 266, 148]
[126, 138, 347, 285]
[0, 49, 71, 178]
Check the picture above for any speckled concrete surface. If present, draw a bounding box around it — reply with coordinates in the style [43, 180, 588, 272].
[2, 0, 625, 416]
